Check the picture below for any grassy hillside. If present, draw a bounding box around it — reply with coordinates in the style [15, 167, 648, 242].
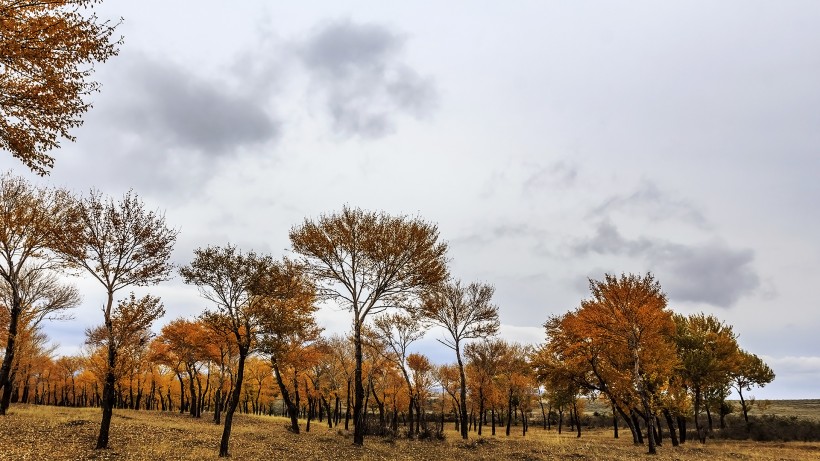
[1, 404, 819, 460]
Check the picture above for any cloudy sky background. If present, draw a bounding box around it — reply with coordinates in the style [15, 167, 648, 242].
[4, 1, 819, 398]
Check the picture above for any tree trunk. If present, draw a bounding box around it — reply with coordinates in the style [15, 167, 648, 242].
[612, 402, 619, 439]
[573, 400, 581, 438]
[353, 320, 365, 445]
[95, 292, 117, 449]
[456, 344, 468, 440]
[219, 348, 248, 457]
[738, 387, 750, 431]
[677, 415, 687, 444]
[663, 408, 679, 446]
[0, 286, 22, 415]
[272, 359, 299, 433]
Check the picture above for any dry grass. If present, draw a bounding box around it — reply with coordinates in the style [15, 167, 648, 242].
[1, 404, 819, 460]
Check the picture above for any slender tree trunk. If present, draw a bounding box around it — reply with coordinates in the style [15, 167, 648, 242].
[353, 320, 365, 445]
[663, 408, 679, 446]
[573, 400, 581, 438]
[0, 287, 22, 415]
[219, 348, 248, 457]
[612, 402, 619, 439]
[344, 378, 351, 431]
[95, 292, 117, 449]
[272, 359, 299, 433]
[506, 390, 513, 437]
[187, 368, 198, 417]
[456, 344, 468, 440]
[738, 387, 750, 430]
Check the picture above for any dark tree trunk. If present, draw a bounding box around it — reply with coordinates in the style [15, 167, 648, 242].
[663, 408, 679, 447]
[677, 415, 687, 444]
[0, 287, 22, 415]
[630, 410, 644, 444]
[612, 402, 619, 439]
[353, 322, 365, 445]
[219, 348, 248, 457]
[272, 359, 299, 433]
[95, 292, 117, 450]
[573, 400, 581, 438]
[456, 344, 468, 440]
[344, 378, 351, 431]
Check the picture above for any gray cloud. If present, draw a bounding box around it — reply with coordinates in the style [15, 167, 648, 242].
[298, 20, 437, 137]
[573, 220, 760, 307]
[592, 180, 709, 228]
[523, 161, 578, 194]
[113, 55, 280, 155]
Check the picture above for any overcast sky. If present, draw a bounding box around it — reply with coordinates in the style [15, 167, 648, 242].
[4, 1, 819, 399]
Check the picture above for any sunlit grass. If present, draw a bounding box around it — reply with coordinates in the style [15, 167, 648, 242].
[0, 404, 818, 460]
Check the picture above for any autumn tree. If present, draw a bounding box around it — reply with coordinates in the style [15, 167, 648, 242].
[158, 318, 211, 418]
[731, 350, 774, 430]
[58, 189, 176, 449]
[180, 244, 274, 457]
[464, 339, 507, 436]
[85, 292, 164, 409]
[673, 313, 740, 442]
[0, 173, 77, 415]
[569, 273, 678, 454]
[372, 311, 425, 434]
[289, 206, 448, 445]
[0, 0, 121, 174]
[406, 352, 434, 433]
[420, 280, 499, 439]
[252, 258, 321, 434]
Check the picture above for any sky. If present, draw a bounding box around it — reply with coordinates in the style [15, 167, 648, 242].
[3, 1, 819, 399]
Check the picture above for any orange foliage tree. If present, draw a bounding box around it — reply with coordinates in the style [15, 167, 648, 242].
[289, 206, 448, 446]
[0, 0, 121, 174]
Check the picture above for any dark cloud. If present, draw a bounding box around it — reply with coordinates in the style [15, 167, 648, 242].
[298, 20, 437, 138]
[573, 220, 760, 307]
[112, 55, 280, 155]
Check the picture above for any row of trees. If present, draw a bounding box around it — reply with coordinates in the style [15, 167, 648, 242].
[534, 273, 774, 454]
[0, 174, 773, 456]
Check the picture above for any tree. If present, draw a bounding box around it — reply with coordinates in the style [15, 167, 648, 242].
[252, 258, 321, 434]
[85, 292, 164, 401]
[289, 206, 448, 445]
[731, 350, 774, 430]
[372, 311, 425, 434]
[158, 319, 211, 418]
[420, 280, 499, 439]
[464, 339, 507, 436]
[58, 189, 176, 449]
[0, 172, 75, 415]
[0, 265, 79, 410]
[0, 0, 121, 174]
[673, 313, 740, 442]
[575, 273, 677, 454]
[179, 244, 272, 457]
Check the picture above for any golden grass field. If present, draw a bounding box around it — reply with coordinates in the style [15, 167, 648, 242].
[1, 404, 819, 460]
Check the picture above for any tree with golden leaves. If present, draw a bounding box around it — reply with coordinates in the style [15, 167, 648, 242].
[420, 280, 499, 440]
[180, 244, 282, 457]
[731, 350, 774, 431]
[289, 206, 448, 445]
[0, 172, 76, 415]
[253, 258, 321, 434]
[84, 292, 164, 409]
[58, 189, 176, 449]
[576, 273, 677, 454]
[0, 0, 121, 174]
[372, 311, 425, 434]
[465, 338, 509, 436]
